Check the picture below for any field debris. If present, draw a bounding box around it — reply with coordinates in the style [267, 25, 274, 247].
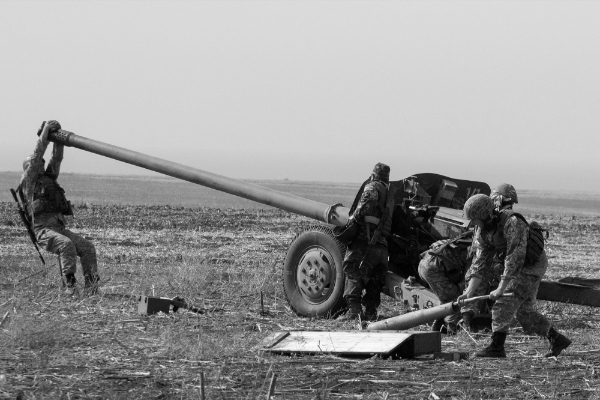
[1, 203, 600, 399]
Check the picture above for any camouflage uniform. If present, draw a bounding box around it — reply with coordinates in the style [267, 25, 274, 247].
[342, 163, 390, 318]
[461, 203, 511, 316]
[468, 210, 551, 335]
[460, 255, 502, 316]
[343, 241, 388, 313]
[20, 133, 99, 281]
[418, 239, 470, 328]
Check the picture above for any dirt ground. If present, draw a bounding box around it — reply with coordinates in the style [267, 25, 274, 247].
[1, 203, 599, 399]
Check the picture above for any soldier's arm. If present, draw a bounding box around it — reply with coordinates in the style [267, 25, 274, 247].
[466, 227, 494, 280]
[458, 230, 494, 298]
[46, 142, 64, 178]
[350, 184, 379, 221]
[502, 216, 528, 279]
[20, 135, 50, 200]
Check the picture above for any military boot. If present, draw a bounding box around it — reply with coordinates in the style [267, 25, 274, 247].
[84, 274, 101, 296]
[337, 300, 363, 321]
[461, 311, 474, 332]
[364, 307, 378, 322]
[64, 274, 77, 297]
[474, 331, 507, 358]
[545, 327, 572, 357]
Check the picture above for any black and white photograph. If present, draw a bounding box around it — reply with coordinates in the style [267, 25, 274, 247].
[1, 1, 599, 399]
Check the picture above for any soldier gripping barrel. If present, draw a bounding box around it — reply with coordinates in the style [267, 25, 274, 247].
[457, 185, 571, 358]
[459, 184, 519, 330]
[18, 120, 100, 296]
[337, 163, 394, 322]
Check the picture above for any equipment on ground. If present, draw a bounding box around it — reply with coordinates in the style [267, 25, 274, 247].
[137, 295, 204, 315]
[261, 330, 441, 359]
[40, 126, 600, 319]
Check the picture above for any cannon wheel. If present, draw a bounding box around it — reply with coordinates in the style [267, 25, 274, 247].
[283, 225, 346, 318]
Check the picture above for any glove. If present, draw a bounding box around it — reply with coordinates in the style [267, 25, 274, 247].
[36, 120, 62, 142]
[46, 120, 62, 133]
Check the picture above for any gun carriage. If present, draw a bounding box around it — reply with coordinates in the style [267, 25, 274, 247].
[16, 126, 598, 319]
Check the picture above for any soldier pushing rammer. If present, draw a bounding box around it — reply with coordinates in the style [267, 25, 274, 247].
[19, 120, 100, 296]
[457, 188, 571, 358]
[460, 184, 518, 330]
[337, 163, 393, 322]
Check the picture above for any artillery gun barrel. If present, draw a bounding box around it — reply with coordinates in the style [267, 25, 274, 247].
[48, 130, 349, 226]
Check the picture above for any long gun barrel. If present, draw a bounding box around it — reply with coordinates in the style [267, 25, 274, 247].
[47, 130, 349, 226]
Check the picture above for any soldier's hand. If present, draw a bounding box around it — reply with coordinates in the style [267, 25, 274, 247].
[39, 123, 51, 144]
[46, 120, 62, 133]
[457, 292, 471, 303]
[489, 287, 504, 301]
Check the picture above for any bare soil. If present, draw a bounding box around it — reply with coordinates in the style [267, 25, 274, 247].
[1, 203, 599, 399]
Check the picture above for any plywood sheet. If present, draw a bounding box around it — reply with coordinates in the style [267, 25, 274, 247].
[261, 330, 440, 359]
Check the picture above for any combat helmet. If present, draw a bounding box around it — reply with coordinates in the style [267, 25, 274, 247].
[463, 194, 494, 220]
[491, 183, 518, 206]
[372, 162, 390, 183]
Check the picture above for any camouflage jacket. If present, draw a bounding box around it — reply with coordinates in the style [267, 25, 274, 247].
[468, 210, 537, 282]
[20, 137, 65, 229]
[351, 179, 388, 246]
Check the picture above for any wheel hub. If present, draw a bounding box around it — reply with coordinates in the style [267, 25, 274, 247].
[297, 247, 335, 302]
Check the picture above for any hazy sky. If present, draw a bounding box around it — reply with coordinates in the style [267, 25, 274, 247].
[1, 1, 599, 191]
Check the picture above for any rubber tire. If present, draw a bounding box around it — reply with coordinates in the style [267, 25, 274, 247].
[283, 225, 346, 318]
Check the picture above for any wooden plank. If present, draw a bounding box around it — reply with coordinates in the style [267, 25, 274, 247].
[270, 331, 412, 354]
[261, 330, 441, 358]
[262, 331, 290, 349]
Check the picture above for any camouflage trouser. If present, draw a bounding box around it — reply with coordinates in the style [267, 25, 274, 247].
[343, 241, 388, 311]
[418, 256, 463, 326]
[461, 261, 503, 315]
[35, 226, 98, 277]
[492, 252, 551, 335]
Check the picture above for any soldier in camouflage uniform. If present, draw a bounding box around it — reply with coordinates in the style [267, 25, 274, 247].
[461, 184, 523, 330]
[20, 120, 100, 296]
[457, 192, 571, 358]
[419, 237, 471, 334]
[460, 259, 503, 331]
[337, 163, 392, 322]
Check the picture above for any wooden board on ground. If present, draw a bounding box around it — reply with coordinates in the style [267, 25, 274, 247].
[260, 330, 441, 359]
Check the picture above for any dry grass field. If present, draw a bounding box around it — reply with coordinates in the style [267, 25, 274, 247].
[1, 174, 600, 399]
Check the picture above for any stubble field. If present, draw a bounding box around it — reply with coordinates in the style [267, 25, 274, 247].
[1, 174, 600, 399]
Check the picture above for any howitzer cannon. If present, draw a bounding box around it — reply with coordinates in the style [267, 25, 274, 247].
[40, 128, 600, 318]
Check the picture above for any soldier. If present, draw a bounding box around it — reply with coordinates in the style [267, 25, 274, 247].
[418, 236, 471, 334]
[460, 184, 520, 330]
[337, 163, 393, 322]
[457, 193, 571, 358]
[19, 120, 100, 296]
